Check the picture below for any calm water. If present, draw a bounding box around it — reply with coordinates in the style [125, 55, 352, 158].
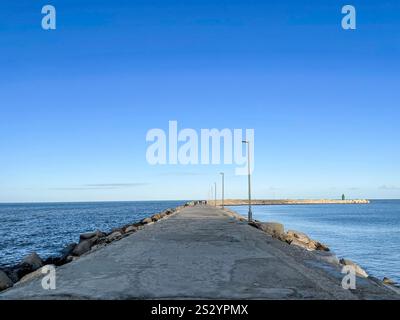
[0, 201, 185, 267]
[230, 200, 400, 283]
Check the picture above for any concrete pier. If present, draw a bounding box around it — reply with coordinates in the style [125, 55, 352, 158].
[1, 205, 398, 299]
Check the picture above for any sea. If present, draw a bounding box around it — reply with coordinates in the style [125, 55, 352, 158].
[230, 199, 400, 283]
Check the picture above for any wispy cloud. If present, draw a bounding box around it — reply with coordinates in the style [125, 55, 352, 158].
[379, 185, 400, 190]
[50, 183, 148, 190]
[84, 183, 148, 188]
[160, 172, 202, 177]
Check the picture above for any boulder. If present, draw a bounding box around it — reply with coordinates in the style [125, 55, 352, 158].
[110, 227, 124, 235]
[19, 265, 54, 284]
[287, 230, 310, 244]
[275, 232, 294, 244]
[314, 251, 340, 265]
[91, 243, 106, 251]
[340, 259, 368, 278]
[290, 238, 312, 250]
[151, 214, 161, 222]
[60, 243, 77, 261]
[383, 277, 396, 285]
[21, 252, 44, 271]
[66, 255, 79, 263]
[248, 221, 262, 229]
[259, 222, 284, 236]
[42, 256, 62, 266]
[106, 231, 122, 242]
[315, 241, 330, 252]
[0, 270, 13, 291]
[141, 217, 152, 224]
[12, 264, 33, 280]
[79, 230, 105, 241]
[125, 225, 137, 233]
[159, 212, 167, 218]
[72, 240, 92, 256]
[3, 268, 19, 283]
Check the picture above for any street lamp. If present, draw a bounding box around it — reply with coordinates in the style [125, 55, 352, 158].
[214, 182, 217, 207]
[220, 172, 224, 209]
[242, 140, 252, 221]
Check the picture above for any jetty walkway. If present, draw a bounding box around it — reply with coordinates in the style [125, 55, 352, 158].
[1, 205, 398, 299]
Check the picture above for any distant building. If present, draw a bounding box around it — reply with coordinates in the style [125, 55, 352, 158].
[342, 194, 345, 200]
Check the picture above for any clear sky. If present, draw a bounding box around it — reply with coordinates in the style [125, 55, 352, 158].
[0, 0, 399, 202]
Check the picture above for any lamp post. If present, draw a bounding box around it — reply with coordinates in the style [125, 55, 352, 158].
[214, 182, 217, 207]
[242, 140, 252, 221]
[220, 172, 224, 209]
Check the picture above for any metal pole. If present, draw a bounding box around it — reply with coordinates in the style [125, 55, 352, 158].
[220, 172, 224, 209]
[214, 182, 217, 207]
[247, 141, 252, 221]
[243, 140, 252, 221]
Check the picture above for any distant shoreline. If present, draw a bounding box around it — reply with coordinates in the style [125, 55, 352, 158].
[210, 199, 370, 206]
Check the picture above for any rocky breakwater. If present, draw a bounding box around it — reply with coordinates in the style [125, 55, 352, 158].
[221, 208, 398, 289]
[0, 203, 191, 293]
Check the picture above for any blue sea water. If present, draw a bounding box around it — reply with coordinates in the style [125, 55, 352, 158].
[0, 201, 185, 267]
[230, 200, 400, 283]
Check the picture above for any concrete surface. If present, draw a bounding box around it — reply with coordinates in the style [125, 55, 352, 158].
[1, 205, 398, 299]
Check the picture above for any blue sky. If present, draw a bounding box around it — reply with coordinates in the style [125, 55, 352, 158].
[0, 0, 399, 202]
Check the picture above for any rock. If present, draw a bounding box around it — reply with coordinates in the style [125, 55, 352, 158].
[125, 225, 137, 233]
[259, 222, 284, 236]
[307, 240, 318, 250]
[275, 232, 294, 244]
[0, 270, 13, 291]
[141, 217, 152, 224]
[287, 230, 310, 244]
[315, 241, 330, 252]
[72, 240, 92, 256]
[314, 251, 340, 265]
[340, 258, 368, 278]
[60, 243, 77, 260]
[21, 252, 44, 271]
[106, 231, 122, 242]
[19, 265, 54, 284]
[290, 238, 313, 250]
[12, 264, 33, 280]
[159, 212, 167, 218]
[66, 255, 79, 263]
[248, 221, 262, 229]
[79, 230, 105, 241]
[151, 214, 161, 221]
[383, 277, 396, 285]
[42, 256, 62, 266]
[3, 268, 19, 283]
[91, 243, 106, 251]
